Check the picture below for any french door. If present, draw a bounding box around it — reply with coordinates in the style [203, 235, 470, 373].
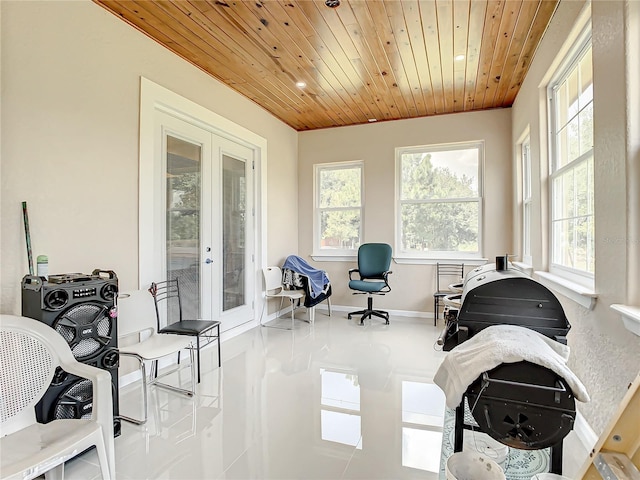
[158, 111, 254, 332]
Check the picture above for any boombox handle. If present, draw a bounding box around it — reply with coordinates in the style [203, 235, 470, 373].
[92, 269, 118, 280]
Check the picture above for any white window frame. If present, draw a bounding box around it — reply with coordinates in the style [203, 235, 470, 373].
[547, 29, 594, 288]
[394, 141, 484, 262]
[312, 160, 364, 259]
[521, 134, 532, 266]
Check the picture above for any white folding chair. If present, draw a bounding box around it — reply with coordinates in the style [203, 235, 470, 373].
[261, 266, 305, 330]
[116, 291, 196, 426]
[0, 314, 115, 480]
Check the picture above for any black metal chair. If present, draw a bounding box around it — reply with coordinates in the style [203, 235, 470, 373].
[433, 263, 464, 326]
[347, 243, 393, 325]
[149, 278, 221, 383]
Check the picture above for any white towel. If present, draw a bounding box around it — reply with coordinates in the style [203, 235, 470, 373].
[434, 324, 590, 409]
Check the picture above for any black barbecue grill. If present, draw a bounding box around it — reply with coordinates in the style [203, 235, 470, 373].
[438, 259, 575, 474]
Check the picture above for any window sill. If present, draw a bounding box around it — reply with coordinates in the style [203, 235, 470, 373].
[534, 271, 597, 310]
[511, 262, 534, 276]
[393, 256, 488, 266]
[610, 304, 640, 337]
[310, 253, 357, 262]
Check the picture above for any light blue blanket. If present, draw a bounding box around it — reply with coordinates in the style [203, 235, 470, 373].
[282, 255, 330, 299]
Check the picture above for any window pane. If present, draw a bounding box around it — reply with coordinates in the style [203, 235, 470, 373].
[524, 203, 531, 257]
[579, 103, 594, 155]
[567, 117, 580, 164]
[319, 167, 361, 208]
[401, 148, 478, 200]
[401, 202, 478, 252]
[553, 170, 574, 220]
[575, 160, 589, 217]
[320, 210, 360, 249]
[566, 68, 579, 120]
[574, 216, 588, 271]
[552, 219, 572, 266]
[579, 47, 593, 109]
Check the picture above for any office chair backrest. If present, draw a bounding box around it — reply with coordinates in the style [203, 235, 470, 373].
[358, 243, 392, 279]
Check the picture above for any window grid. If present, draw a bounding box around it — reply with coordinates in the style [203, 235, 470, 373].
[396, 142, 483, 258]
[549, 41, 594, 282]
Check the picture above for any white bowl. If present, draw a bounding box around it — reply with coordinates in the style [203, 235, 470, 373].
[446, 451, 506, 480]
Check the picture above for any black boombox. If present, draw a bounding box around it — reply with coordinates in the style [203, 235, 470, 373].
[21, 269, 121, 437]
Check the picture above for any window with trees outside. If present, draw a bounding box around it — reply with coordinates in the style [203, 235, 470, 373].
[396, 142, 483, 258]
[314, 161, 363, 255]
[549, 39, 593, 285]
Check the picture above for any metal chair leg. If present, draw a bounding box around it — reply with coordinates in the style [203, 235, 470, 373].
[196, 335, 201, 383]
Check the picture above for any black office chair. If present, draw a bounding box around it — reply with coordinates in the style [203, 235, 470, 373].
[347, 243, 393, 325]
[433, 263, 464, 326]
[149, 278, 221, 383]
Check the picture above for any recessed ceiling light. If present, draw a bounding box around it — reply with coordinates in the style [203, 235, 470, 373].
[295, 81, 306, 88]
[325, 0, 340, 8]
[368, 118, 377, 123]
[455, 54, 465, 61]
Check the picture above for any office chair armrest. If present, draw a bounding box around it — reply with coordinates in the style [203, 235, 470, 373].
[348, 268, 360, 280]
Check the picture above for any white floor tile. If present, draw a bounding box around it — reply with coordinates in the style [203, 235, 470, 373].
[63, 314, 588, 479]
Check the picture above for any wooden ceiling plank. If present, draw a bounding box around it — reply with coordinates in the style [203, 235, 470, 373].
[463, 0, 487, 111]
[277, 1, 378, 125]
[385, 0, 430, 117]
[251, 1, 364, 126]
[481, 0, 522, 109]
[171, 1, 322, 117]
[492, 0, 540, 107]
[452, 0, 471, 112]
[97, 1, 244, 86]
[300, 0, 393, 121]
[345, 1, 412, 119]
[338, 2, 402, 120]
[472, 0, 505, 110]
[290, 1, 383, 122]
[194, 1, 350, 128]
[258, 2, 368, 127]
[401, 0, 437, 115]
[100, 1, 316, 129]
[419, 0, 446, 114]
[436, 0, 455, 113]
[176, 2, 330, 126]
[503, 0, 559, 105]
[365, 1, 418, 117]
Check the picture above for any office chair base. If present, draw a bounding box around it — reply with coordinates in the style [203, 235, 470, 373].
[348, 297, 389, 325]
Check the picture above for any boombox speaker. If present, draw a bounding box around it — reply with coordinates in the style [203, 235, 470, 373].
[22, 269, 121, 437]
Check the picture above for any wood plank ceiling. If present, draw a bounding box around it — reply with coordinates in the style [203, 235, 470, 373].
[94, 0, 558, 131]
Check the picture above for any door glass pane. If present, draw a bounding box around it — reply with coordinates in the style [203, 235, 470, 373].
[222, 154, 246, 311]
[166, 135, 201, 320]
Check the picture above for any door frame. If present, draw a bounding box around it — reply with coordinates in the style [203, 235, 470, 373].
[138, 77, 266, 329]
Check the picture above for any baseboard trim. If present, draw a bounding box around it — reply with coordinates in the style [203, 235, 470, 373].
[574, 409, 598, 453]
[315, 303, 431, 319]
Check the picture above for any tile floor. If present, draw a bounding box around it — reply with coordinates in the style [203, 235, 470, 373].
[62, 313, 589, 479]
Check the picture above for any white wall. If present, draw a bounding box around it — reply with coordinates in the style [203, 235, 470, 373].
[511, 0, 640, 435]
[0, 1, 298, 313]
[298, 109, 513, 313]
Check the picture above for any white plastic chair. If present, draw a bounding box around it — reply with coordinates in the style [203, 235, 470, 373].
[0, 314, 115, 480]
[116, 291, 196, 426]
[261, 266, 305, 330]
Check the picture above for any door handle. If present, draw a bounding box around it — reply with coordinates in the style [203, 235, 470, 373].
[205, 258, 213, 264]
